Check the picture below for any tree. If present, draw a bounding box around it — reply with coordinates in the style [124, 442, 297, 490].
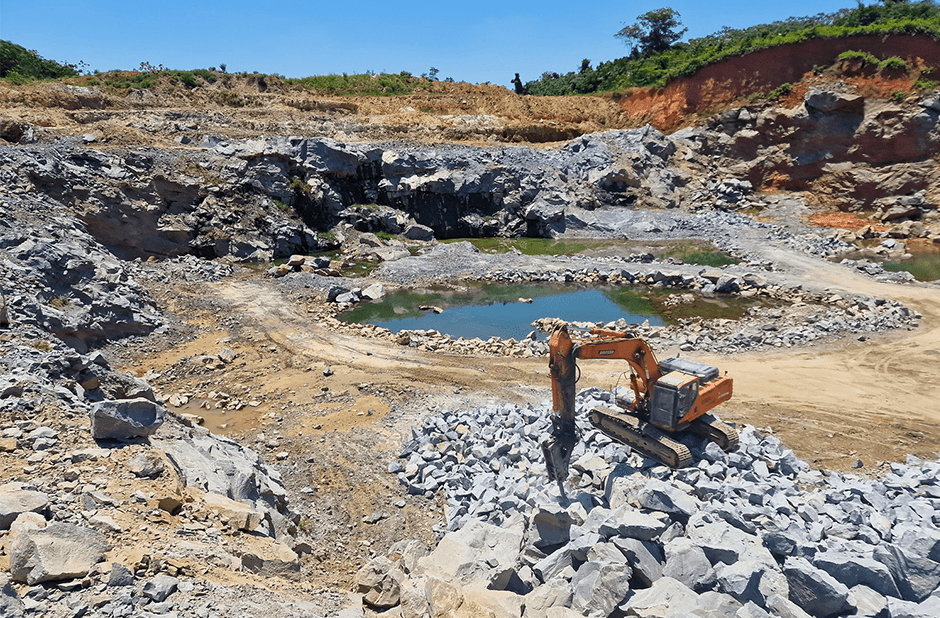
[614, 8, 687, 55]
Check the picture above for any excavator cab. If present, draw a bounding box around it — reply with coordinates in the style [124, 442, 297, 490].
[649, 371, 700, 431]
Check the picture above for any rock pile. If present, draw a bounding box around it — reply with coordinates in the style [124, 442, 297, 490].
[360, 388, 940, 617]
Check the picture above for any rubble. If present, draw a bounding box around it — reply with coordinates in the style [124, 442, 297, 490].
[363, 388, 940, 617]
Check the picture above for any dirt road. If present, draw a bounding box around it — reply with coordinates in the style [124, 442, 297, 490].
[142, 248, 940, 479]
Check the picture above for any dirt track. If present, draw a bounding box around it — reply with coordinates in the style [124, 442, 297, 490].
[140, 247, 940, 486]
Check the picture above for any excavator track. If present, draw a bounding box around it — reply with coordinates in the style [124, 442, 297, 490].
[588, 407, 693, 469]
[688, 414, 739, 452]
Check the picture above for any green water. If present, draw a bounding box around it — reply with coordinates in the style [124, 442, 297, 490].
[884, 253, 940, 282]
[342, 283, 768, 340]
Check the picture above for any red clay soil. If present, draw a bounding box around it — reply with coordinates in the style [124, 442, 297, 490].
[616, 34, 940, 132]
[808, 212, 891, 232]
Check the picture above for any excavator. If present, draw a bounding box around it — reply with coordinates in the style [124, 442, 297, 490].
[541, 324, 738, 486]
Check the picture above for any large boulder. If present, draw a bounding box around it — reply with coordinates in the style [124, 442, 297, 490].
[782, 557, 852, 618]
[90, 398, 165, 439]
[804, 89, 864, 114]
[418, 518, 524, 585]
[623, 576, 701, 617]
[240, 541, 301, 580]
[357, 556, 406, 610]
[9, 523, 110, 585]
[0, 485, 50, 530]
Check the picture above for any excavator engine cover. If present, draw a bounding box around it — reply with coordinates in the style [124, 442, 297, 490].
[658, 357, 719, 383]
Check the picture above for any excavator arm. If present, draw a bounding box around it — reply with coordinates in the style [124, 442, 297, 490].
[542, 324, 664, 487]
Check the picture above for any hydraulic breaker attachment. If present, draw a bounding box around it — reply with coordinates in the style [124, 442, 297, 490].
[541, 416, 578, 491]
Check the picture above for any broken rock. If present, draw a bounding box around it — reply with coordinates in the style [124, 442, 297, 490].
[9, 522, 110, 585]
[90, 398, 166, 439]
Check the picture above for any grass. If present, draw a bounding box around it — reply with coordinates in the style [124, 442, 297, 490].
[441, 237, 739, 266]
[284, 72, 432, 97]
[653, 240, 739, 267]
[884, 254, 940, 281]
[443, 237, 615, 256]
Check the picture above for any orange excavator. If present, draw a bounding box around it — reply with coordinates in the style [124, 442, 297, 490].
[541, 324, 738, 485]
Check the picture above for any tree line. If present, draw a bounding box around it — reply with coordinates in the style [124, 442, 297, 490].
[526, 0, 940, 96]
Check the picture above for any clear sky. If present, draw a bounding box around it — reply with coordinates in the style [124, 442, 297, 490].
[2, 0, 859, 88]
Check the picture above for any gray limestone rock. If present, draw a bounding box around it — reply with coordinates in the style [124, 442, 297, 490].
[716, 561, 766, 606]
[885, 595, 940, 618]
[528, 505, 577, 550]
[663, 537, 716, 592]
[0, 487, 50, 530]
[108, 563, 134, 587]
[782, 557, 852, 618]
[142, 574, 178, 603]
[637, 480, 698, 518]
[624, 576, 701, 617]
[402, 224, 435, 241]
[128, 451, 165, 479]
[873, 543, 940, 602]
[0, 576, 23, 618]
[597, 506, 669, 541]
[570, 561, 631, 617]
[9, 522, 109, 585]
[522, 576, 573, 618]
[804, 89, 864, 113]
[612, 537, 664, 588]
[533, 548, 574, 584]
[813, 551, 900, 598]
[847, 585, 887, 618]
[90, 398, 165, 439]
[240, 542, 301, 580]
[356, 556, 406, 609]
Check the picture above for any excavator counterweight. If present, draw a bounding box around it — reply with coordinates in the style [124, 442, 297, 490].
[541, 324, 737, 484]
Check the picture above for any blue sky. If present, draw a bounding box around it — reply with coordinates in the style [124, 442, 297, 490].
[2, 0, 858, 87]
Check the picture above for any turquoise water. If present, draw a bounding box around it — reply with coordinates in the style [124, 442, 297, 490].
[362, 288, 664, 340]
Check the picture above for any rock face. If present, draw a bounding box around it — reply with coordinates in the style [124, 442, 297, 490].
[0, 126, 685, 265]
[362, 388, 940, 618]
[9, 522, 110, 584]
[687, 88, 940, 206]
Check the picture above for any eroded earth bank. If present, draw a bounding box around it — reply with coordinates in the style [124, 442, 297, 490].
[1, 73, 940, 618]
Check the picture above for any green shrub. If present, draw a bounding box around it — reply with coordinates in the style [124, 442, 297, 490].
[191, 68, 217, 83]
[878, 56, 908, 71]
[290, 177, 312, 195]
[177, 71, 197, 88]
[767, 82, 792, 99]
[837, 50, 880, 64]
[0, 40, 79, 80]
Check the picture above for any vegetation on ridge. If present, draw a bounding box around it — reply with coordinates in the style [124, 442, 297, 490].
[0, 40, 79, 82]
[526, 1, 940, 95]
